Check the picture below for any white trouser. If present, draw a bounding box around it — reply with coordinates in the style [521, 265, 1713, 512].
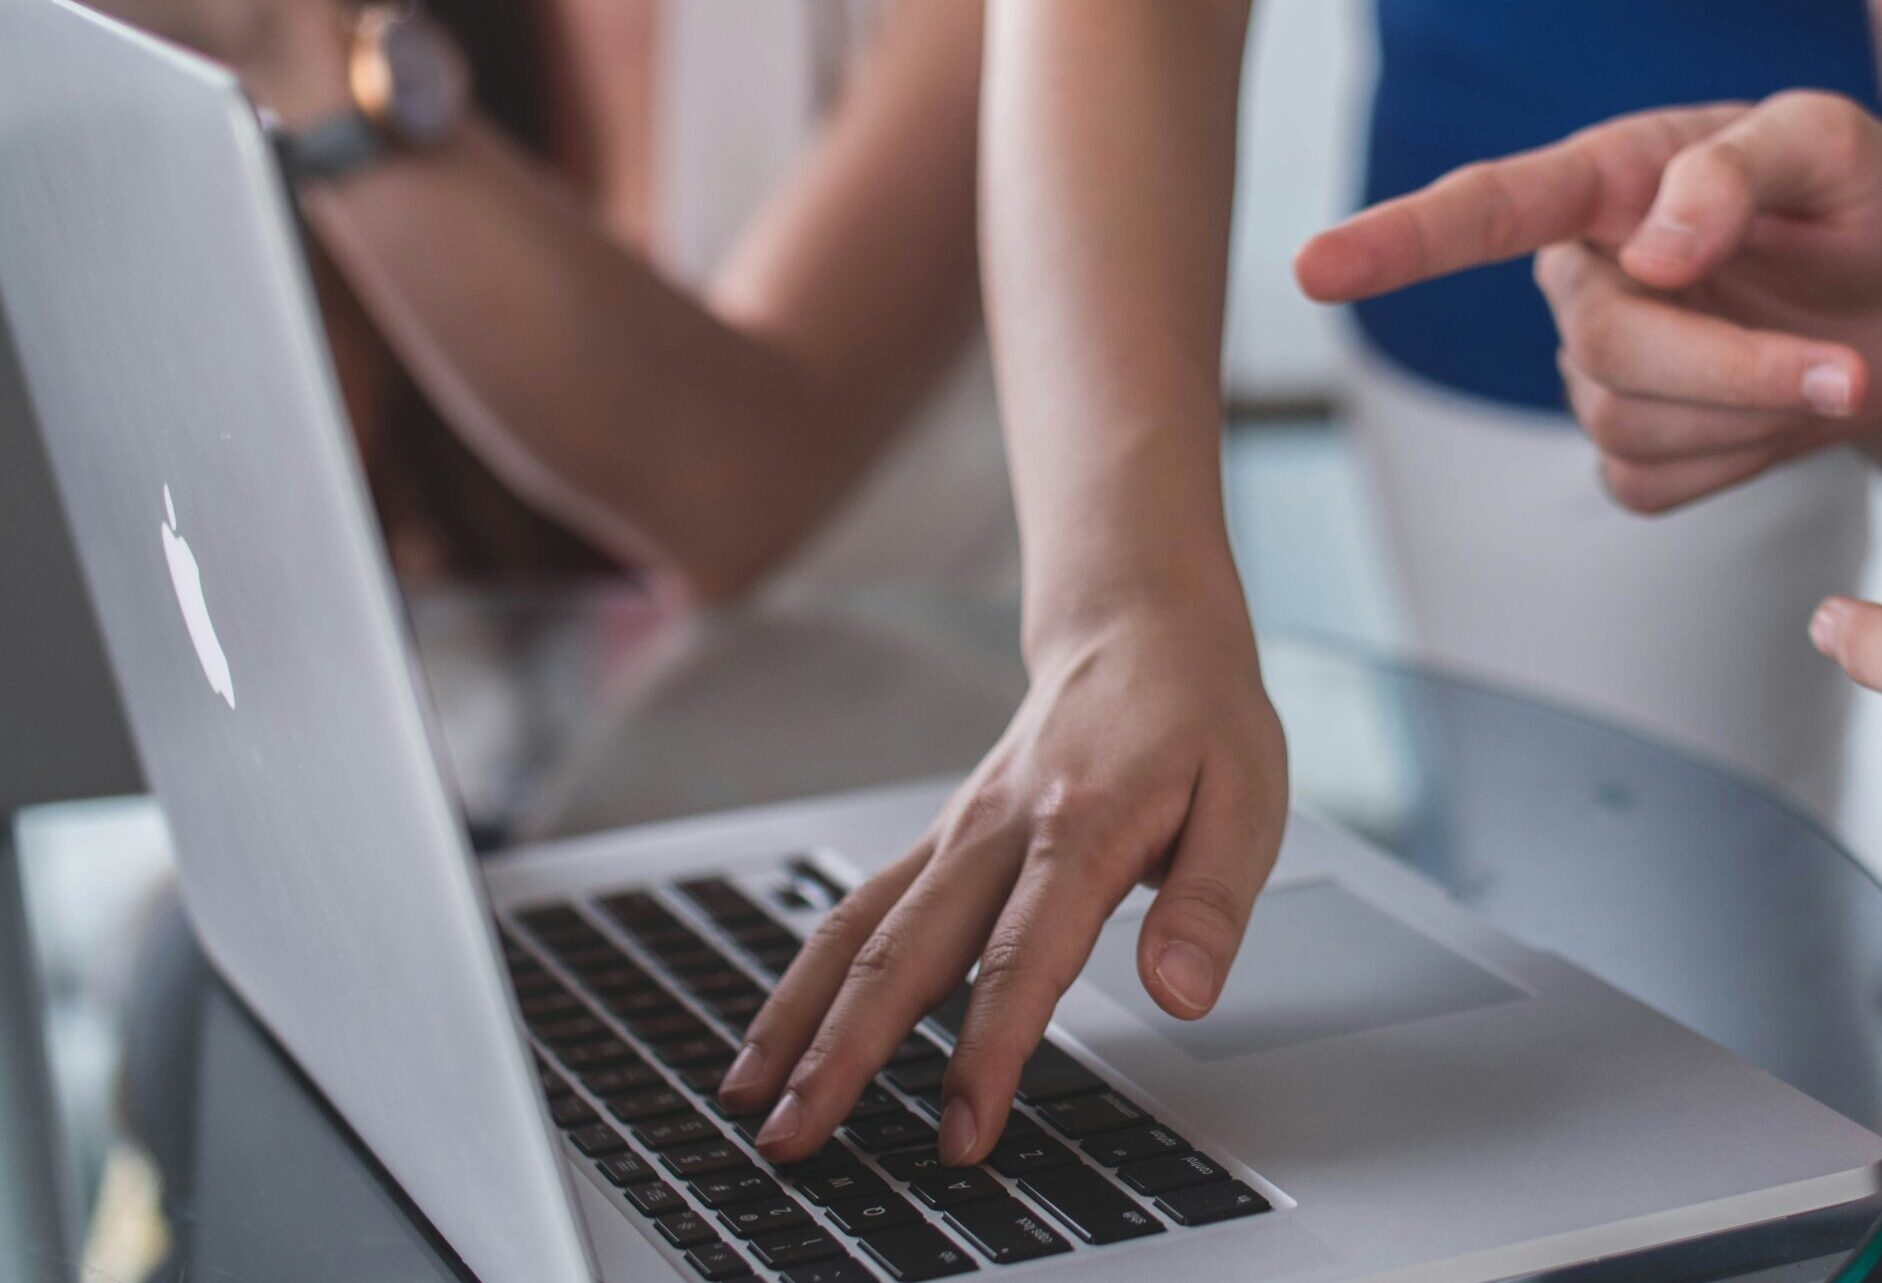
[1348, 347, 1872, 820]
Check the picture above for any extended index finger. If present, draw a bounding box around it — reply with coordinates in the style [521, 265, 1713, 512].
[1295, 103, 1747, 303]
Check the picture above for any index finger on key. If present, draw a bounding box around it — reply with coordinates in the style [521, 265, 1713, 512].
[936, 837, 1144, 1166]
[717, 841, 931, 1113]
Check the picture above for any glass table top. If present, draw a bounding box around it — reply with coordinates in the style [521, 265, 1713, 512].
[5, 584, 1880, 1283]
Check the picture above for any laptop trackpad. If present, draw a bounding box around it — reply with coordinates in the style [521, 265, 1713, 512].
[1083, 880, 1526, 1059]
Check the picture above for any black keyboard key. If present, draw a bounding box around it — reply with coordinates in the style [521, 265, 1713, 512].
[663, 1138, 751, 1181]
[1017, 1164, 1164, 1244]
[1015, 1043, 1106, 1104]
[730, 921, 799, 951]
[908, 1089, 945, 1121]
[683, 967, 759, 999]
[876, 1147, 947, 1183]
[601, 891, 674, 930]
[510, 969, 563, 998]
[567, 1123, 628, 1157]
[843, 1110, 937, 1154]
[608, 1086, 691, 1123]
[704, 990, 768, 1028]
[603, 988, 682, 1019]
[678, 878, 770, 927]
[749, 943, 801, 974]
[550, 1095, 599, 1130]
[642, 926, 710, 959]
[693, 1167, 782, 1209]
[664, 948, 731, 976]
[657, 1209, 719, 1248]
[884, 1059, 947, 1095]
[751, 1226, 845, 1270]
[1117, 1151, 1230, 1196]
[597, 1150, 658, 1186]
[992, 1112, 1040, 1141]
[1080, 1122, 1190, 1167]
[624, 1179, 688, 1218]
[773, 1143, 867, 1184]
[945, 1197, 1072, 1265]
[1035, 1090, 1145, 1138]
[628, 1011, 713, 1043]
[707, 1096, 768, 1131]
[796, 1168, 888, 1207]
[779, 1259, 873, 1283]
[656, 1036, 738, 1069]
[985, 1136, 1075, 1179]
[685, 1240, 752, 1281]
[634, 1113, 722, 1150]
[557, 1040, 638, 1074]
[518, 904, 589, 940]
[679, 1058, 736, 1096]
[887, 1035, 945, 1067]
[909, 1168, 1004, 1210]
[825, 1191, 921, 1236]
[520, 991, 586, 1024]
[536, 1015, 614, 1048]
[858, 1224, 978, 1281]
[584, 963, 656, 995]
[847, 1084, 903, 1120]
[717, 1196, 813, 1240]
[562, 944, 633, 974]
[579, 1060, 664, 1095]
[1153, 1180, 1270, 1226]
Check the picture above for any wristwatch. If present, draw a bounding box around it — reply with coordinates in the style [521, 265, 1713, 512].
[279, 4, 470, 185]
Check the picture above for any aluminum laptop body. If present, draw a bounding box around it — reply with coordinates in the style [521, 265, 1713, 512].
[4, 3, 1879, 1281]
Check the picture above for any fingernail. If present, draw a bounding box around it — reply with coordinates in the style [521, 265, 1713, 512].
[1629, 219, 1699, 269]
[938, 1097, 978, 1166]
[1812, 602, 1846, 657]
[1154, 942, 1217, 1013]
[755, 1090, 802, 1149]
[718, 1044, 765, 1099]
[1804, 363, 1855, 417]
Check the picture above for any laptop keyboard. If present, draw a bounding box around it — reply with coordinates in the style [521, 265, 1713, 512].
[503, 867, 1272, 1281]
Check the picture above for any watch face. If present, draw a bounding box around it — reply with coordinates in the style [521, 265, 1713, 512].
[378, 19, 468, 146]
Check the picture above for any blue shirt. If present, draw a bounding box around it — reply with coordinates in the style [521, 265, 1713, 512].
[1354, 0, 1881, 412]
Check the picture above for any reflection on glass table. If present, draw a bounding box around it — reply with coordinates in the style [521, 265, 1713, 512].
[9, 585, 1882, 1283]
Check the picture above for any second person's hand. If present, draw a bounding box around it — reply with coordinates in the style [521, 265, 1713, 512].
[717, 595, 1288, 1167]
[1296, 92, 1882, 512]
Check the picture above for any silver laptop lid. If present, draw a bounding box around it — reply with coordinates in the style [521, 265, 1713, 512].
[0, 4, 594, 1281]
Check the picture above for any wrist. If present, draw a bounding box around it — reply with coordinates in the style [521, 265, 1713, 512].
[1020, 540, 1251, 672]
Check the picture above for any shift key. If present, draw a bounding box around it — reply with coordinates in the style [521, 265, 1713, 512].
[1017, 1164, 1164, 1245]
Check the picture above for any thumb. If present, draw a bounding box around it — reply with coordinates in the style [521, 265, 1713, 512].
[1136, 767, 1281, 1020]
[1810, 596, 1882, 694]
[1623, 92, 1882, 290]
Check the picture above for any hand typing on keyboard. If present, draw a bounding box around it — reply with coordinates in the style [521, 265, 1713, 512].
[717, 609, 1289, 1167]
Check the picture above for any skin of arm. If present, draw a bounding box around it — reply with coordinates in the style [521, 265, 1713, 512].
[111, 0, 985, 600]
[719, 0, 1289, 1171]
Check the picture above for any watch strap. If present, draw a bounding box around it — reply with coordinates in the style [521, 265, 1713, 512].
[280, 111, 384, 185]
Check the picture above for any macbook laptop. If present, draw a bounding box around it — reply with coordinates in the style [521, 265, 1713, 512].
[3, 3, 1878, 1282]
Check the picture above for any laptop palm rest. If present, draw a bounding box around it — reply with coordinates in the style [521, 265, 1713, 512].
[1084, 879, 1528, 1060]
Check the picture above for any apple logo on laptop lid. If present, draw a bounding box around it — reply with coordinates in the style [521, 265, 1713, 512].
[160, 484, 235, 709]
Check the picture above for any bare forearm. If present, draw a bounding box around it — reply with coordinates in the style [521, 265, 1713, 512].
[304, 125, 857, 597]
[983, 0, 1253, 654]
[299, 0, 984, 598]
[713, 0, 984, 408]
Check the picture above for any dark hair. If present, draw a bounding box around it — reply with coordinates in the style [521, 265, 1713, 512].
[430, 0, 551, 154]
